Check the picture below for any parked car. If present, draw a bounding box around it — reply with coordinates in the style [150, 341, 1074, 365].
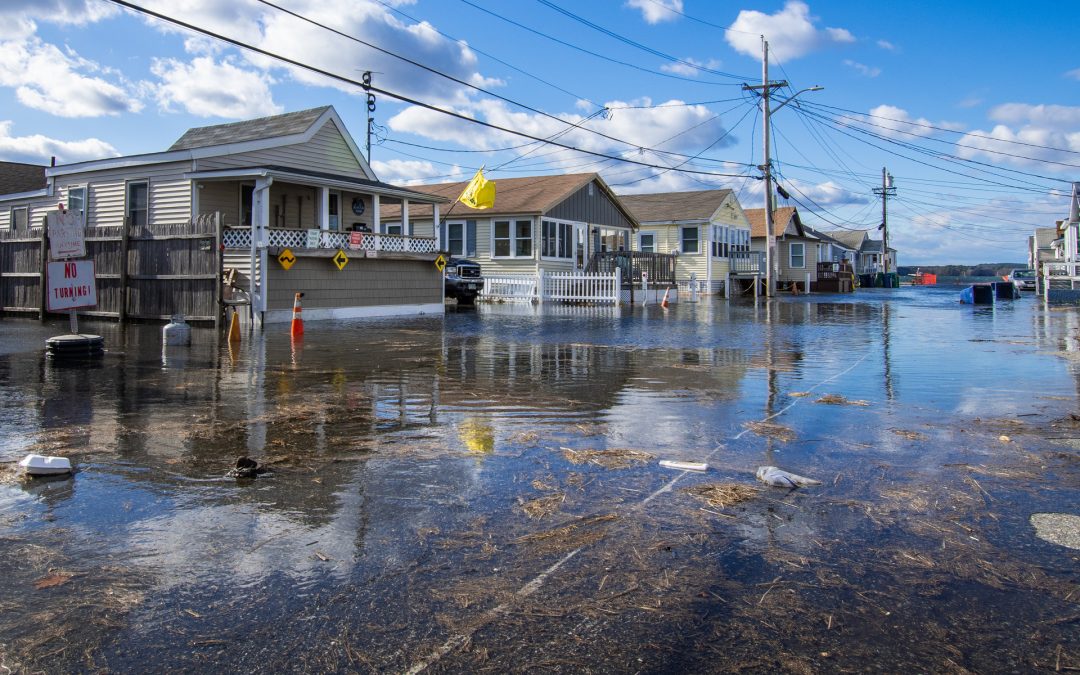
[1009, 269, 1036, 291]
[445, 258, 483, 305]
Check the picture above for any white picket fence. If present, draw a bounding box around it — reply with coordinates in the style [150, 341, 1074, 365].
[481, 268, 621, 304]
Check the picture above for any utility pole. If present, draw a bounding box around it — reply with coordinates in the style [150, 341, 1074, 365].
[873, 168, 896, 282]
[742, 41, 787, 296]
[362, 71, 376, 162]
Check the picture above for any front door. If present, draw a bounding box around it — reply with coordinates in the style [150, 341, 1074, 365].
[574, 223, 588, 271]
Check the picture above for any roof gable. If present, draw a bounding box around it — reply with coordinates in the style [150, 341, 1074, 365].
[746, 206, 803, 238]
[618, 189, 734, 223]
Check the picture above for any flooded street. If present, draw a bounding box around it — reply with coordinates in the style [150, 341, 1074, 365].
[1, 288, 1078, 673]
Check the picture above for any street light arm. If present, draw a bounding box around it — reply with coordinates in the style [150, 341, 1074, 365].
[771, 85, 824, 114]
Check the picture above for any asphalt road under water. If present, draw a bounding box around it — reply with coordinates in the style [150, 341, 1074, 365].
[1, 287, 1078, 673]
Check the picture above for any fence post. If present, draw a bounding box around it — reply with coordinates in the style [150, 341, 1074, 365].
[38, 222, 48, 321]
[536, 268, 545, 304]
[214, 212, 223, 332]
[119, 216, 130, 323]
[614, 266, 622, 304]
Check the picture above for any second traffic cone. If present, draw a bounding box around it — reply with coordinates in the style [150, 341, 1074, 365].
[290, 292, 304, 337]
[661, 287, 670, 309]
[228, 307, 241, 342]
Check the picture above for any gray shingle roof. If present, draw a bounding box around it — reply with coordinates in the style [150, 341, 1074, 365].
[169, 106, 331, 151]
[0, 161, 47, 195]
[618, 189, 733, 223]
[821, 230, 867, 251]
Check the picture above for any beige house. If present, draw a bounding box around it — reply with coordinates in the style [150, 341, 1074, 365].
[747, 206, 823, 291]
[0, 106, 449, 324]
[619, 189, 753, 295]
[379, 172, 637, 276]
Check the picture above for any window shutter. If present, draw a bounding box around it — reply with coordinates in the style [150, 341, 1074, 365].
[466, 220, 477, 256]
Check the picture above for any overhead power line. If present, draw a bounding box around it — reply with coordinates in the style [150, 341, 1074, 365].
[107, 0, 755, 180]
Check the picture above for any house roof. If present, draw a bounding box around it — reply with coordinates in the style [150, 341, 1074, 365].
[618, 189, 733, 223]
[379, 172, 636, 225]
[0, 161, 47, 195]
[745, 206, 804, 238]
[805, 227, 847, 248]
[820, 229, 867, 251]
[186, 165, 448, 204]
[169, 106, 332, 151]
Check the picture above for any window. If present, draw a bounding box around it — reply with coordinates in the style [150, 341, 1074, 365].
[240, 184, 254, 227]
[127, 181, 148, 227]
[597, 227, 626, 253]
[515, 220, 532, 257]
[541, 219, 572, 259]
[790, 242, 805, 268]
[493, 220, 511, 257]
[329, 193, 340, 231]
[445, 220, 476, 257]
[681, 226, 699, 254]
[385, 222, 403, 235]
[10, 207, 27, 231]
[67, 187, 86, 214]
[639, 232, 656, 253]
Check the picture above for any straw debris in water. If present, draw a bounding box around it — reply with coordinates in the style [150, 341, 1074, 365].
[815, 394, 870, 406]
[684, 483, 761, 509]
[743, 421, 796, 443]
[560, 447, 654, 469]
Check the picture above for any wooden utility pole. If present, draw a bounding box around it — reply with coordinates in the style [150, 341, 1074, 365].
[873, 168, 896, 281]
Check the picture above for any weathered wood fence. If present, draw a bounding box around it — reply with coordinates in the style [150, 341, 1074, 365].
[0, 213, 223, 326]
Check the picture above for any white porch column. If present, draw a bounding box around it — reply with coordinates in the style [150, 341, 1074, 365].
[318, 187, 330, 230]
[402, 198, 410, 236]
[372, 194, 380, 234]
[253, 176, 273, 322]
[433, 203, 441, 250]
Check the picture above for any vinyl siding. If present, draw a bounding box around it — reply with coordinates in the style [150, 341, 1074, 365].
[49, 161, 193, 228]
[150, 178, 192, 225]
[266, 257, 440, 310]
[195, 120, 366, 178]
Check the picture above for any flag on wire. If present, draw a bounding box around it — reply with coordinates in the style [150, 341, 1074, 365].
[457, 168, 496, 209]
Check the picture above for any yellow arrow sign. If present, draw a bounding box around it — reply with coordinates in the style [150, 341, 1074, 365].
[333, 249, 349, 271]
[434, 254, 447, 272]
[278, 248, 296, 270]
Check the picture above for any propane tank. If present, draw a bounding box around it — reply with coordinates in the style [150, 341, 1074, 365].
[163, 314, 191, 346]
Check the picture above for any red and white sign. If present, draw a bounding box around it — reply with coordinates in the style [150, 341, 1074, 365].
[47, 260, 97, 311]
[47, 210, 86, 259]
[349, 231, 364, 250]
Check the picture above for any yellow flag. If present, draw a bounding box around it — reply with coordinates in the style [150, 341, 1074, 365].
[457, 168, 496, 209]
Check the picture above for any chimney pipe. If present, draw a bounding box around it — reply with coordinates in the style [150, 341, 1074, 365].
[50, 156, 56, 167]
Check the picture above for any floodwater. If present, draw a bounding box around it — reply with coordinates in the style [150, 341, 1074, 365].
[1, 287, 1077, 673]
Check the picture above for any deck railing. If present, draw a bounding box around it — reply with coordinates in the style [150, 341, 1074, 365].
[816, 261, 854, 281]
[585, 251, 676, 285]
[730, 250, 762, 274]
[222, 227, 438, 254]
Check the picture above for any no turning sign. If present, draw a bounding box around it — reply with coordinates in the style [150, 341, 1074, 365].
[47, 260, 97, 311]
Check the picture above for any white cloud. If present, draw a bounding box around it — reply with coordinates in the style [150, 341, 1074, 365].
[0, 120, 119, 165]
[726, 1, 856, 62]
[843, 60, 880, 78]
[660, 57, 722, 77]
[0, 0, 117, 39]
[956, 104, 1080, 169]
[1065, 68, 1080, 81]
[151, 57, 282, 119]
[135, 0, 490, 107]
[372, 159, 459, 185]
[0, 37, 143, 117]
[877, 39, 896, 51]
[625, 0, 683, 24]
[865, 104, 963, 139]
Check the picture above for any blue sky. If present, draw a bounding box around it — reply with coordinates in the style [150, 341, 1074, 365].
[2, 0, 1078, 265]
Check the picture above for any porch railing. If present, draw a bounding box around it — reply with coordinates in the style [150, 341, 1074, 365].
[730, 250, 762, 274]
[816, 261, 854, 280]
[222, 227, 438, 255]
[584, 251, 676, 285]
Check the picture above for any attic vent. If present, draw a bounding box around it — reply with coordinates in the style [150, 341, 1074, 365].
[588, 183, 594, 196]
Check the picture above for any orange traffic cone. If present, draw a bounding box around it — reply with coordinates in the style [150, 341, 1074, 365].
[661, 287, 670, 309]
[290, 292, 304, 338]
[228, 307, 241, 342]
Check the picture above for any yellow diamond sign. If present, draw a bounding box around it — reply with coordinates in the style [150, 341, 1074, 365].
[332, 249, 349, 271]
[434, 254, 447, 272]
[277, 248, 296, 270]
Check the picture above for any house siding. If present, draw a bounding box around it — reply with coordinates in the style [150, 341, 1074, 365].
[195, 121, 365, 178]
[266, 256, 441, 310]
[546, 180, 633, 229]
[150, 178, 192, 225]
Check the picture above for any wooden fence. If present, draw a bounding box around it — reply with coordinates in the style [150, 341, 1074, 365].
[585, 251, 676, 285]
[0, 214, 223, 326]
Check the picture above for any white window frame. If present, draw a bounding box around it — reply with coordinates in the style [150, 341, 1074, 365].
[385, 221, 403, 236]
[790, 242, 805, 269]
[680, 225, 700, 255]
[67, 186, 87, 215]
[126, 180, 148, 228]
[10, 206, 27, 232]
[540, 217, 574, 261]
[638, 230, 657, 253]
[446, 220, 468, 257]
[491, 217, 533, 258]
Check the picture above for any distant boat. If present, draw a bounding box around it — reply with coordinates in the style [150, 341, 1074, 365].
[18, 454, 73, 476]
[911, 270, 937, 285]
[961, 281, 1019, 304]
